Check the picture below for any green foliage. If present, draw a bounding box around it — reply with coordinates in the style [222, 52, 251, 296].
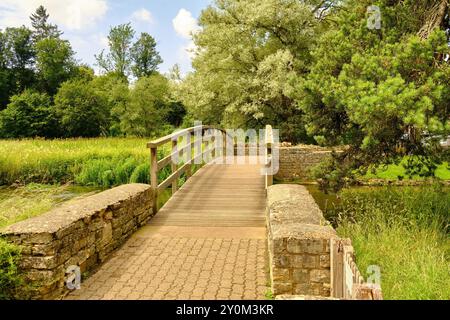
[176, 0, 319, 143]
[30, 5, 62, 42]
[0, 9, 175, 139]
[91, 73, 130, 136]
[35, 38, 76, 95]
[329, 185, 450, 299]
[0, 27, 35, 108]
[96, 23, 135, 79]
[129, 163, 150, 185]
[294, 0, 450, 189]
[0, 238, 23, 300]
[0, 138, 169, 186]
[131, 32, 163, 78]
[54, 79, 110, 137]
[0, 90, 57, 138]
[75, 157, 153, 187]
[118, 74, 172, 137]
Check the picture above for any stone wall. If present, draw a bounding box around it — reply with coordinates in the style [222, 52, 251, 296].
[0, 184, 153, 300]
[266, 184, 337, 297]
[276, 146, 336, 181]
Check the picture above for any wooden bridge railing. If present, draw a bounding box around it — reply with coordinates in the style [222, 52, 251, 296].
[147, 125, 222, 213]
[147, 124, 275, 213]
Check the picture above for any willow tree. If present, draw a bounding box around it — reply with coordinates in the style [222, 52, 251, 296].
[176, 0, 326, 143]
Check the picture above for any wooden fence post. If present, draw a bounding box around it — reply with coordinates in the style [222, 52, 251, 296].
[331, 238, 344, 299]
[171, 138, 178, 194]
[150, 146, 158, 214]
[186, 132, 192, 179]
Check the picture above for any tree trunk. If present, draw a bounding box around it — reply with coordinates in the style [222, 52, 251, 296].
[418, 0, 449, 39]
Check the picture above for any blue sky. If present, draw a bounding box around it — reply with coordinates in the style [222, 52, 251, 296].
[0, 0, 212, 75]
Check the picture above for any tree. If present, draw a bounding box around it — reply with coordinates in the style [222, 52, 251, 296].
[54, 79, 109, 137]
[0, 90, 56, 138]
[30, 5, 62, 42]
[131, 32, 163, 78]
[91, 73, 130, 136]
[0, 27, 35, 108]
[176, 0, 319, 143]
[35, 38, 76, 95]
[292, 0, 450, 190]
[118, 74, 170, 137]
[96, 23, 135, 79]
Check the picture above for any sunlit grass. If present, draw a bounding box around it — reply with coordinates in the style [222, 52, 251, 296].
[364, 161, 450, 180]
[0, 184, 99, 228]
[0, 138, 171, 187]
[330, 185, 450, 300]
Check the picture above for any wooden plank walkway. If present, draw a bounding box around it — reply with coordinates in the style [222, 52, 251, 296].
[151, 157, 266, 227]
[67, 156, 269, 300]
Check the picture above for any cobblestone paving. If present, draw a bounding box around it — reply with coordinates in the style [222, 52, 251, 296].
[66, 226, 268, 300]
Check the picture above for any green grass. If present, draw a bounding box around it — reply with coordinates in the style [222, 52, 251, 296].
[0, 238, 23, 300]
[329, 185, 450, 300]
[0, 138, 172, 187]
[0, 184, 99, 228]
[364, 161, 450, 180]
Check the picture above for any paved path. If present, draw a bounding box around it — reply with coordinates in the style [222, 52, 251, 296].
[67, 159, 268, 300]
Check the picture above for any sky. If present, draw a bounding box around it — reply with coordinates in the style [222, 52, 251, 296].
[0, 0, 212, 75]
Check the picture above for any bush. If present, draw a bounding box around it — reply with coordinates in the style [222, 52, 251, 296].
[54, 79, 110, 137]
[0, 239, 23, 300]
[0, 90, 58, 138]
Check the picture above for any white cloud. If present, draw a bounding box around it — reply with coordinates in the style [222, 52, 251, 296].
[0, 0, 108, 31]
[172, 8, 199, 39]
[132, 8, 153, 24]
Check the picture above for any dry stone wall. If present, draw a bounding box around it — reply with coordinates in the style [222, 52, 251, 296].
[0, 184, 153, 300]
[276, 146, 337, 181]
[266, 184, 337, 297]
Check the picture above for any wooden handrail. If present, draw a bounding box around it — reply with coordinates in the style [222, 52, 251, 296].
[147, 125, 227, 213]
[148, 124, 275, 213]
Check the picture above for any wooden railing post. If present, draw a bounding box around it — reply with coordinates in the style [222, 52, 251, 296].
[150, 146, 158, 213]
[331, 239, 344, 299]
[171, 138, 178, 194]
[186, 132, 192, 179]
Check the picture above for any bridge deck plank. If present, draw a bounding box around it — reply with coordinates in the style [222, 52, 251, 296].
[149, 157, 267, 227]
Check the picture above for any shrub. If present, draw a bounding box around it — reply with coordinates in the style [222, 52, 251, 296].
[0, 239, 23, 300]
[54, 79, 110, 137]
[0, 90, 58, 138]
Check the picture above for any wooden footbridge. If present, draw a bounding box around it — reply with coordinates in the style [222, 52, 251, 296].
[147, 125, 274, 227]
[69, 125, 275, 300]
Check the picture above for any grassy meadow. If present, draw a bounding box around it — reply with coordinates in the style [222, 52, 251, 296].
[0, 138, 170, 187]
[327, 185, 450, 300]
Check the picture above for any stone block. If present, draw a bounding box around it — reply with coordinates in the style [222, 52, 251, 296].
[20, 256, 58, 270]
[292, 269, 309, 283]
[273, 255, 290, 268]
[320, 254, 330, 268]
[273, 283, 292, 295]
[310, 269, 330, 283]
[272, 268, 290, 282]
